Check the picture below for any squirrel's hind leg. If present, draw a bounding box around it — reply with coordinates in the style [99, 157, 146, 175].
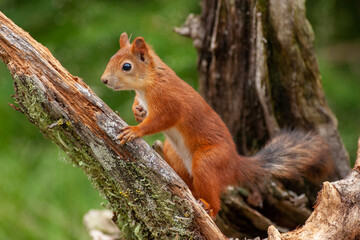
[191, 146, 230, 217]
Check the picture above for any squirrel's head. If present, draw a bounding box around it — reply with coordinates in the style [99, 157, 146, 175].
[101, 32, 154, 91]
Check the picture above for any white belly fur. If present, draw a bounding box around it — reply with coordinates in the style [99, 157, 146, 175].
[135, 90, 193, 175]
[163, 127, 193, 175]
[135, 90, 148, 111]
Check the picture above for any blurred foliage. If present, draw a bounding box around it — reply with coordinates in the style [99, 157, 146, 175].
[307, 0, 360, 45]
[0, 0, 358, 239]
[307, 0, 360, 163]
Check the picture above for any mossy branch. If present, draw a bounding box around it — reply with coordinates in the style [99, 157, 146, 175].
[0, 11, 225, 240]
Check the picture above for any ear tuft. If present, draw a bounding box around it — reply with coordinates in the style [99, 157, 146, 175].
[132, 37, 148, 62]
[119, 32, 129, 48]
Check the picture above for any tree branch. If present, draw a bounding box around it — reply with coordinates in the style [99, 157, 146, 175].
[0, 11, 225, 240]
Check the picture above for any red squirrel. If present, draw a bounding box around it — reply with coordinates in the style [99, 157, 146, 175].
[101, 32, 334, 217]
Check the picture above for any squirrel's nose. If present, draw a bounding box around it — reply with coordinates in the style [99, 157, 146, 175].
[101, 78, 108, 84]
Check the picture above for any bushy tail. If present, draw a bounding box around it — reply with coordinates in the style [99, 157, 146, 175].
[254, 129, 334, 183]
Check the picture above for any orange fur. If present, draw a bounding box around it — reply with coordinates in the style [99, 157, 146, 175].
[101, 33, 333, 217]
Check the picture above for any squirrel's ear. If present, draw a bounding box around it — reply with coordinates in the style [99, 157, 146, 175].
[131, 37, 148, 62]
[119, 32, 129, 48]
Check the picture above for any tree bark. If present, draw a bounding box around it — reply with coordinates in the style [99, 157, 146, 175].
[0, 11, 225, 240]
[175, 0, 352, 238]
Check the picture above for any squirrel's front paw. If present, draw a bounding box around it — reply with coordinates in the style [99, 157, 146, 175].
[134, 105, 147, 123]
[117, 126, 141, 145]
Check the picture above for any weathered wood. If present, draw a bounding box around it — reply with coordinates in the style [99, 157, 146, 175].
[0, 11, 225, 240]
[268, 167, 360, 240]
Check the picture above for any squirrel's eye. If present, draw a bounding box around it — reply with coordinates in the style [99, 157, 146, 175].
[122, 63, 132, 71]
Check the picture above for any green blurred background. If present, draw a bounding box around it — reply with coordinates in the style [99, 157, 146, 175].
[0, 0, 358, 239]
